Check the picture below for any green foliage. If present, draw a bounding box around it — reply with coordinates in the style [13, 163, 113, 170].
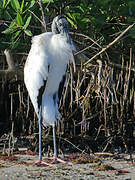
[0, 0, 135, 51]
[0, 0, 37, 50]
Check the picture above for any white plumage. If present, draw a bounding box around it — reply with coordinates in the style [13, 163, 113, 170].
[24, 16, 75, 165]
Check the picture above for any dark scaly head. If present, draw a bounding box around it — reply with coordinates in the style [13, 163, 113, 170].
[51, 15, 71, 44]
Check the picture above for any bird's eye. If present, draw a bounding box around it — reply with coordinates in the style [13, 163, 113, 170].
[59, 22, 62, 26]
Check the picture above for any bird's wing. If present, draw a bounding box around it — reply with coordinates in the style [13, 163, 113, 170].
[57, 65, 69, 107]
[24, 33, 53, 116]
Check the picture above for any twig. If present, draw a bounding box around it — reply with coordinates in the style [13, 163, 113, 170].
[4, 49, 15, 70]
[38, 0, 47, 32]
[123, 48, 132, 101]
[58, 136, 88, 155]
[28, 10, 45, 28]
[97, 60, 102, 86]
[70, 32, 110, 62]
[8, 94, 14, 156]
[70, 32, 102, 48]
[84, 23, 135, 65]
[108, 61, 135, 72]
[0, 49, 23, 80]
[70, 65, 73, 110]
[74, 38, 102, 56]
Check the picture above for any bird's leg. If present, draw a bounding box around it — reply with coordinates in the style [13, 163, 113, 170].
[39, 114, 42, 161]
[52, 124, 71, 164]
[35, 110, 53, 167]
[53, 123, 58, 158]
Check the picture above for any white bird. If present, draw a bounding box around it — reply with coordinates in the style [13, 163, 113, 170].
[24, 15, 75, 166]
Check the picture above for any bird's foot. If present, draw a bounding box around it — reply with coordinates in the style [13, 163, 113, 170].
[52, 157, 73, 165]
[34, 160, 54, 167]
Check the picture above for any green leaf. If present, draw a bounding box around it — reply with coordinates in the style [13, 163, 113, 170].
[2, 21, 17, 34]
[2, 27, 16, 34]
[42, 0, 54, 3]
[67, 13, 78, 28]
[3, 0, 6, 8]
[10, 20, 17, 27]
[3, 0, 11, 8]
[12, 30, 22, 40]
[24, 0, 36, 13]
[81, 17, 90, 23]
[4, 0, 11, 8]
[67, 17, 77, 29]
[24, 15, 32, 29]
[20, 0, 24, 13]
[17, 12, 23, 26]
[11, 0, 20, 11]
[24, 29, 32, 36]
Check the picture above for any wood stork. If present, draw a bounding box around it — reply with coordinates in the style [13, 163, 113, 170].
[24, 15, 75, 165]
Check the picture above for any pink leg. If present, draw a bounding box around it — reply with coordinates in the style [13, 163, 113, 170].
[51, 157, 73, 165]
[52, 125, 72, 165]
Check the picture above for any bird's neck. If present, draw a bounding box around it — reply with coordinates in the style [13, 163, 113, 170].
[61, 30, 71, 44]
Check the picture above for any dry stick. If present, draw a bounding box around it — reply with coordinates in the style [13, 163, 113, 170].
[74, 71, 81, 106]
[108, 61, 135, 72]
[97, 60, 102, 86]
[38, 0, 47, 32]
[102, 137, 113, 152]
[28, 10, 44, 28]
[84, 23, 135, 66]
[81, 104, 84, 133]
[74, 39, 101, 56]
[0, 49, 23, 79]
[76, 72, 80, 105]
[58, 136, 88, 155]
[119, 55, 125, 133]
[104, 88, 107, 136]
[95, 125, 103, 140]
[71, 32, 109, 61]
[26, 95, 30, 118]
[70, 65, 73, 110]
[123, 48, 132, 101]
[18, 84, 21, 110]
[120, 55, 124, 91]
[134, 92, 135, 117]
[8, 94, 14, 156]
[4, 49, 15, 70]
[130, 78, 134, 103]
[70, 32, 102, 49]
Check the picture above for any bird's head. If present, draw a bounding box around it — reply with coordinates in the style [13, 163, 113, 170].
[52, 15, 71, 43]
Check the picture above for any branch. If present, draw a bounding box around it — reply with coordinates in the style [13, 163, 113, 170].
[97, 60, 102, 86]
[38, 0, 47, 32]
[108, 62, 135, 72]
[0, 49, 23, 81]
[84, 23, 135, 66]
[4, 49, 15, 70]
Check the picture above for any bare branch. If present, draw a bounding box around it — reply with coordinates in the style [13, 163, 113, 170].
[4, 49, 15, 70]
[0, 49, 23, 80]
[84, 23, 135, 66]
[38, 0, 47, 32]
[97, 60, 102, 86]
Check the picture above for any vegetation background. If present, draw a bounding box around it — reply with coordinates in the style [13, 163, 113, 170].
[0, 0, 135, 154]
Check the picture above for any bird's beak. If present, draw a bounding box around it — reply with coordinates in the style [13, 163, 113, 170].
[62, 27, 72, 44]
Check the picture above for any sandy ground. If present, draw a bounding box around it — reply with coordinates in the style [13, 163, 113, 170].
[0, 153, 135, 180]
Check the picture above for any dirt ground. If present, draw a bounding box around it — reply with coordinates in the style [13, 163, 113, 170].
[0, 152, 135, 180]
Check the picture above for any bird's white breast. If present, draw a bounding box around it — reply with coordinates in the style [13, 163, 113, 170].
[44, 34, 72, 95]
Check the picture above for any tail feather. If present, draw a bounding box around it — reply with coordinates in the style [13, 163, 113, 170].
[42, 96, 60, 126]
